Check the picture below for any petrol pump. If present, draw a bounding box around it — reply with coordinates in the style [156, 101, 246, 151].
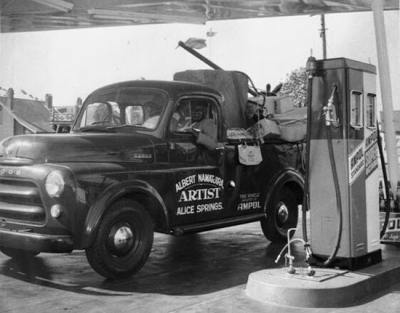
[306, 57, 382, 270]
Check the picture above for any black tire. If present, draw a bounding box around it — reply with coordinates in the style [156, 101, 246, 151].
[0, 247, 40, 258]
[85, 199, 154, 279]
[261, 186, 298, 243]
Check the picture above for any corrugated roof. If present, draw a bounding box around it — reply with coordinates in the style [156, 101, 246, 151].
[1, 0, 398, 33]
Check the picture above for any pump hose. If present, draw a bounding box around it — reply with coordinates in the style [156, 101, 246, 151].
[302, 76, 313, 246]
[302, 80, 343, 267]
[323, 124, 343, 265]
[377, 122, 391, 238]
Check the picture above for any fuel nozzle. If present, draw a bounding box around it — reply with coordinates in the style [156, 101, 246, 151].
[304, 243, 316, 276]
[323, 85, 340, 127]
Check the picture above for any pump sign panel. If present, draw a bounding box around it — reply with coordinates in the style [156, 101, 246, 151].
[365, 130, 379, 178]
[348, 130, 378, 185]
[349, 144, 365, 185]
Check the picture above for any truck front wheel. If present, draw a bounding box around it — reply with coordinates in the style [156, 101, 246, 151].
[85, 199, 154, 279]
[261, 186, 298, 243]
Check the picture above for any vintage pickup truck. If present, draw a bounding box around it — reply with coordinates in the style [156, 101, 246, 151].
[0, 74, 305, 279]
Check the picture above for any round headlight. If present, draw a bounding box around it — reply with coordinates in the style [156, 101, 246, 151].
[45, 171, 65, 197]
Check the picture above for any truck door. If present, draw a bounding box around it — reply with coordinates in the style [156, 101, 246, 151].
[166, 96, 226, 225]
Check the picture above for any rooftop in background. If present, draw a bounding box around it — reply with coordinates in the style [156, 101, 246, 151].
[0, 87, 43, 101]
[1, 0, 398, 33]
[0, 89, 54, 134]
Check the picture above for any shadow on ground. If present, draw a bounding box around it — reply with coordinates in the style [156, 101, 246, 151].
[0, 223, 300, 296]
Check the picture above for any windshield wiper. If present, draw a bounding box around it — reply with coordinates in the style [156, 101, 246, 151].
[77, 126, 116, 133]
[106, 124, 147, 130]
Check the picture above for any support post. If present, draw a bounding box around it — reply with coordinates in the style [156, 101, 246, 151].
[320, 14, 327, 59]
[372, 1, 398, 189]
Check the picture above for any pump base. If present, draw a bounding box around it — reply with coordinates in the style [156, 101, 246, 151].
[310, 249, 382, 271]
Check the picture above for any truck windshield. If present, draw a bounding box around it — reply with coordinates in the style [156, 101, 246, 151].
[74, 88, 168, 131]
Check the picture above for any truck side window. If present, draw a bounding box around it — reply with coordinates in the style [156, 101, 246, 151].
[170, 98, 219, 151]
[170, 98, 217, 134]
[170, 100, 189, 132]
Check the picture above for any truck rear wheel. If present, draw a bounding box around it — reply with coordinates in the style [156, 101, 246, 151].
[261, 186, 298, 243]
[85, 199, 154, 279]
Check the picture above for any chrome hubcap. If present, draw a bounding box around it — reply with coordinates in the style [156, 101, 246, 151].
[109, 224, 134, 256]
[277, 202, 289, 225]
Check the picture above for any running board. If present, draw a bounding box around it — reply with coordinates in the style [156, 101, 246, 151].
[171, 213, 265, 235]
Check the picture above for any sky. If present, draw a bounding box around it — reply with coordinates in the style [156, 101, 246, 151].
[0, 10, 398, 111]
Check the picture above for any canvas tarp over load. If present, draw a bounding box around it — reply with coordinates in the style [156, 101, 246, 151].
[173, 70, 248, 129]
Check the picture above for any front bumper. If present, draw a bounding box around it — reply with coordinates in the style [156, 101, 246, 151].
[0, 228, 73, 253]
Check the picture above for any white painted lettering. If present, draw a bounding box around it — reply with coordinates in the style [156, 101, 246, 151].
[177, 205, 195, 215]
[196, 202, 223, 213]
[197, 174, 224, 188]
[238, 201, 261, 211]
[178, 187, 221, 202]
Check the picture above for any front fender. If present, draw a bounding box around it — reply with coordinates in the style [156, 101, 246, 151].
[264, 168, 304, 214]
[80, 180, 169, 248]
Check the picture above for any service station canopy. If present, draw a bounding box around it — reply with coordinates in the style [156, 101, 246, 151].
[0, 0, 399, 33]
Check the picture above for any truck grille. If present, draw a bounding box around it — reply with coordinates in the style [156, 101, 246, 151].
[0, 179, 45, 223]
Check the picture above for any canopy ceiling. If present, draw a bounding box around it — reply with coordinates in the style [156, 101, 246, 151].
[1, 0, 399, 33]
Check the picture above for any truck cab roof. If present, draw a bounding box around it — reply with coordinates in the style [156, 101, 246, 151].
[88, 80, 224, 101]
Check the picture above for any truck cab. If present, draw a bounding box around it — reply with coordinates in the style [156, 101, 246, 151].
[0, 79, 304, 279]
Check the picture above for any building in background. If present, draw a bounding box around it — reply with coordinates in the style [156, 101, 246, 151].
[49, 98, 81, 133]
[0, 88, 54, 141]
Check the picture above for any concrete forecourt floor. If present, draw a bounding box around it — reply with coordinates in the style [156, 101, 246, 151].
[1, 213, 400, 313]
